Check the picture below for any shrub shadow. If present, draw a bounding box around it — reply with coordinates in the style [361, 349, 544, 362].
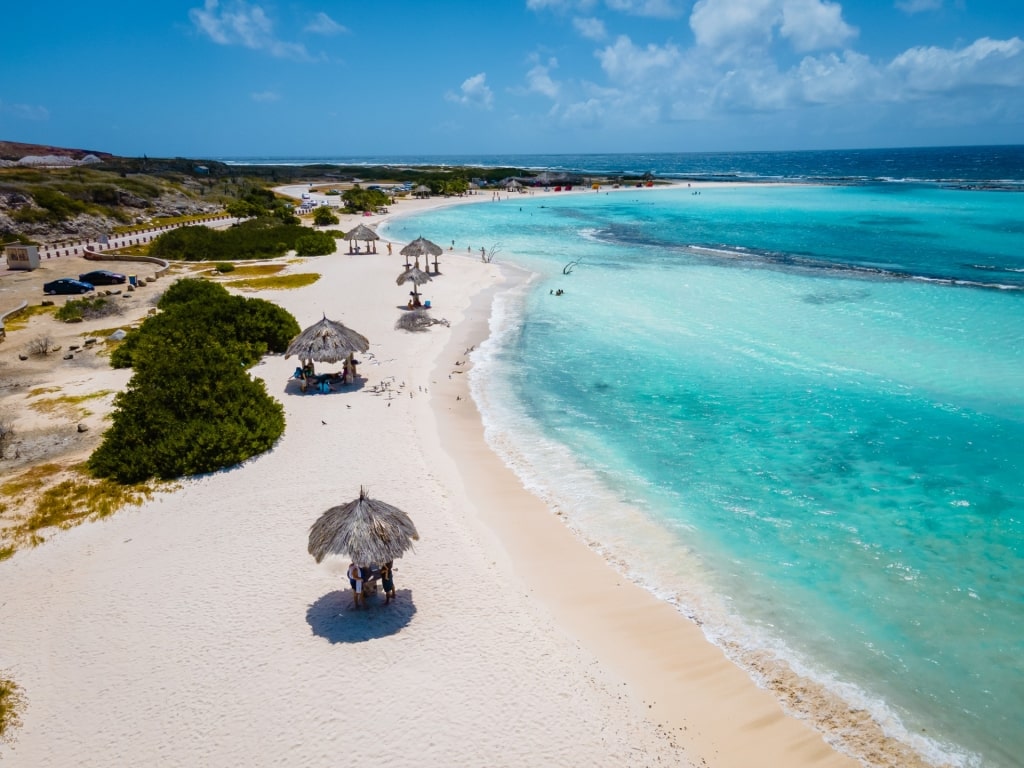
[306, 589, 416, 644]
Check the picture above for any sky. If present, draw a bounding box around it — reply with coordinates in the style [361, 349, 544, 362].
[1, 0, 1022, 158]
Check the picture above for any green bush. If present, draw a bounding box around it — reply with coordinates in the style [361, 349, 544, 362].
[110, 279, 299, 369]
[312, 206, 339, 226]
[149, 218, 316, 261]
[295, 232, 336, 256]
[214, 262, 236, 273]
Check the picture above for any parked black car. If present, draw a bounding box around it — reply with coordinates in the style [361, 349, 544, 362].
[43, 278, 96, 295]
[78, 269, 127, 285]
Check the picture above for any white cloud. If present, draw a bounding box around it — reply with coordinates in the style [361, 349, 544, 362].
[251, 90, 281, 102]
[597, 35, 685, 86]
[689, 0, 855, 55]
[895, 0, 943, 14]
[526, 0, 596, 10]
[781, 0, 857, 52]
[305, 12, 347, 35]
[889, 37, 1024, 92]
[690, 0, 778, 51]
[795, 50, 878, 103]
[189, 0, 313, 60]
[605, 0, 685, 18]
[528, 0, 679, 16]
[526, 58, 562, 98]
[445, 73, 495, 109]
[0, 100, 49, 121]
[573, 16, 607, 40]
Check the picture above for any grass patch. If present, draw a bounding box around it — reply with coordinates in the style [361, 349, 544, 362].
[1, 462, 160, 554]
[218, 263, 286, 278]
[0, 675, 26, 745]
[112, 212, 225, 234]
[0, 462, 65, 496]
[27, 386, 61, 397]
[1, 303, 56, 331]
[110, 244, 151, 256]
[27, 390, 114, 420]
[226, 273, 320, 291]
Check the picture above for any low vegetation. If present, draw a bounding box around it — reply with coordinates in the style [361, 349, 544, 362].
[149, 217, 324, 261]
[54, 295, 124, 323]
[0, 675, 26, 746]
[225, 273, 320, 291]
[26, 335, 58, 356]
[0, 303, 55, 332]
[27, 390, 113, 421]
[0, 410, 14, 459]
[0, 462, 158, 556]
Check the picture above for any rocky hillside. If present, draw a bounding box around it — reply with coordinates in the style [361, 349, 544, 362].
[0, 142, 227, 246]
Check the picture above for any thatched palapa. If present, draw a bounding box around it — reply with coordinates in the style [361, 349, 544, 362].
[396, 265, 432, 307]
[308, 486, 420, 567]
[400, 236, 442, 269]
[285, 315, 369, 364]
[344, 223, 379, 254]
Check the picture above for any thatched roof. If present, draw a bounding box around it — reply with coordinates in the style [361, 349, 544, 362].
[344, 223, 379, 242]
[400, 236, 442, 259]
[396, 265, 432, 287]
[285, 315, 369, 363]
[395, 309, 450, 333]
[308, 486, 420, 567]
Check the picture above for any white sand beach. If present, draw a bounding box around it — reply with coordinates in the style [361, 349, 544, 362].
[0, 190, 873, 767]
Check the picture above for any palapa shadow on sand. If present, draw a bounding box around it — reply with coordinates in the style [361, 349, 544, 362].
[283, 377, 368, 396]
[306, 589, 416, 644]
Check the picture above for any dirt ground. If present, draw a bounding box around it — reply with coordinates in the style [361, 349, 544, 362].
[0, 254, 196, 541]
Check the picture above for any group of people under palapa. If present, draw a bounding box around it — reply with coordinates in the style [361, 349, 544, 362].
[347, 561, 396, 608]
[293, 356, 360, 394]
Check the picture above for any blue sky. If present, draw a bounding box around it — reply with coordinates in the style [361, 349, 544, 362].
[2, 0, 1022, 158]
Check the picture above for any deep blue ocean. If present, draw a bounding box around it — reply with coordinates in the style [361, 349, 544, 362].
[241, 147, 1024, 767]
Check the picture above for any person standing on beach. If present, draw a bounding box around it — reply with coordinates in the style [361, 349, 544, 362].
[380, 561, 396, 604]
[347, 562, 364, 608]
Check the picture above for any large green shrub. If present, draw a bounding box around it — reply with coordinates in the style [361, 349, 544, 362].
[111, 279, 299, 369]
[89, 328, 285, 483]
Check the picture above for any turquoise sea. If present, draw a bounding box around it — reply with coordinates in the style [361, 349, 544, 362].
[368, 155, 1024, 768]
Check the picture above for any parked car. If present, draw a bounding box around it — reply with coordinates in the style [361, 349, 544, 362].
[78, 269, 127, 285]
[43, 278, 95, 295]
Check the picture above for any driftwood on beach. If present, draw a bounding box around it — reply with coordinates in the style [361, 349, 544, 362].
[394, 309, 449, 333]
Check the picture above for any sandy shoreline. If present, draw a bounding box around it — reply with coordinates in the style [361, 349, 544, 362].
[0, 186, 909, 766]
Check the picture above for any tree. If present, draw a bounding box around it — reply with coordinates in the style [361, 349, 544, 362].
[295, 232, 336, 256]
[341, 185, 389, 213]
[312, 206, 339, 227]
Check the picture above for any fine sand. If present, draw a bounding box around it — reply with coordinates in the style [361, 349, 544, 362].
[1, 189, 885, 767]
